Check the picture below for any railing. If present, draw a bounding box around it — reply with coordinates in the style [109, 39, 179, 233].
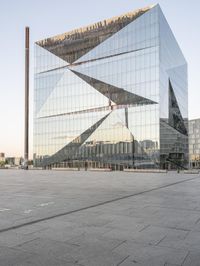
[166, 158, 188, 170]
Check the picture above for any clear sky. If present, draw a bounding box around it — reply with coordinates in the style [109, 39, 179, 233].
[0, 0, 199, 157]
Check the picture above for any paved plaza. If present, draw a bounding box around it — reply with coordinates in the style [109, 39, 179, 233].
[0, 170, 200, 265]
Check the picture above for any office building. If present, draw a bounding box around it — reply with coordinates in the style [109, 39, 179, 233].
[189, 119, 200, 169]
[6, 157, 22, 167]
[0, 153, 5, 163]
[34, 4, 188, 169]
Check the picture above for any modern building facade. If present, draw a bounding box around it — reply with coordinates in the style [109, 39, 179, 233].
[0, 153, 5, 163]
[189, 119, 200, 169]
[6, 157, 22, 167]
[34, 4, 188, 169]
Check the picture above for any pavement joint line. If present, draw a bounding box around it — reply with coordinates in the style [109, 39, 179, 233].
[139, 224, 150, 232]
[17, 237, 40, 247]
[195, 217, 200, 224]
[155, 235, 166, 246]
[181, 251, 190, 266]
[111, 240, 127, 251]
[164, 226, 190, 232]
[0, 175, 199, 234]
[116, 255, 130, 266]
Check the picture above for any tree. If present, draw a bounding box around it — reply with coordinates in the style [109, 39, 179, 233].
[0, 161, 5, 167]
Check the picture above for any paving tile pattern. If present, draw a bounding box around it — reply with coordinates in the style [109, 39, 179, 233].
[0, 170, 199, 265]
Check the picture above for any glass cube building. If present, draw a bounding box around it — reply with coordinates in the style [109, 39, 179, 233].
[34, 4, 188, 169]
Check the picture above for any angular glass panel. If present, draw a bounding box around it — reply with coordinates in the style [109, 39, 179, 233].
[36, 7, 151, 64]
[75, 5, 159, 63]
[35, 44, 67, 74]
[159, 4, 188, 169]
[69, 46, 159, 102]
[168, 80, 187, 136]
[41, 112, 111, 166]
[37, 69, 110, 118]
[71, 70, 157, 106]
[34, 109, 110, 159]
[34, 69, 65, 114]
[79, 109, 135, 166]
[167, 65, 188, 118]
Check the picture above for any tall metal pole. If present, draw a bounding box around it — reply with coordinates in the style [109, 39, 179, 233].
[24, 27, 29, 170]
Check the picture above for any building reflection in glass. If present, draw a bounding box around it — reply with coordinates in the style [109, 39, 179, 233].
[33, 4, 188, 169]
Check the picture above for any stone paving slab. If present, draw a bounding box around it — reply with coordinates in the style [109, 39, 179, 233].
[0, 170, 200, 265]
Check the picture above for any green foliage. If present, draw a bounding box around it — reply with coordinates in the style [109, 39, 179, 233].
[0, 161, 5, 167]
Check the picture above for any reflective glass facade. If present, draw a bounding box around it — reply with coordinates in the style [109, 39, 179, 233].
[34, 4, 188, 169]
